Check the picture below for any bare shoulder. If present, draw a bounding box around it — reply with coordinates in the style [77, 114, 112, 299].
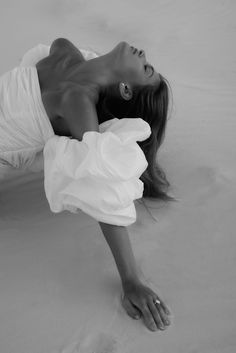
[50, 37, 83, 56]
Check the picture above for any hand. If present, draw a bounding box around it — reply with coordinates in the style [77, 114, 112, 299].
[121, 280, 172, 332]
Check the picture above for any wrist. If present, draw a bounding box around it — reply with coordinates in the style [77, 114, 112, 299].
[122, 274, 142, 290]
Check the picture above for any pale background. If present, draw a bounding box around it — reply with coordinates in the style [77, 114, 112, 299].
[0, 1, 236, 352]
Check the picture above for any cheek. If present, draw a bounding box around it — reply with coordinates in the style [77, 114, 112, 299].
[121, 55, 144, 81]
[125, 62, 143, 81]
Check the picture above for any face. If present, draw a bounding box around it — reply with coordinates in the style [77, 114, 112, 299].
[111, 41, 161, 87]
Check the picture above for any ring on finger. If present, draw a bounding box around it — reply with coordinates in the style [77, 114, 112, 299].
[153, 298, 161, 306]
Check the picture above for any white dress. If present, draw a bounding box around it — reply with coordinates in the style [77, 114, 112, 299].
[0, 43, 100, 173]
[1, 43, 152, 226]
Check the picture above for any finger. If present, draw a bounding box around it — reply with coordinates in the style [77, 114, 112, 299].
[141, 305, 158, 331]
[121, 296, 141, 320]
[157, 303, 171, 326]
[147, 289, 171, 316]
[147, 300, 166, 330]
[159, 299, 172, 316]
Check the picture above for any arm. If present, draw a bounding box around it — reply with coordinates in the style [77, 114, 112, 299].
[99, 221, 172, 331]
[61, 90, 171, 330]
[61, 87, 99, 141]
[61, 89, 141, 287]
[99, 222, 142, 288]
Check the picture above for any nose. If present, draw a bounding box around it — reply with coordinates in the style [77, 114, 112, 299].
[130, 45, 146, 59]
[138, 49, 145, 58]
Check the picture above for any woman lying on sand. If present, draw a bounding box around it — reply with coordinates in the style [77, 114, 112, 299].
[0, 38, 175, 332]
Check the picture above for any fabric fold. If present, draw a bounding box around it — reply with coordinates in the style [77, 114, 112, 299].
[0, 66, 55, 170]
[43, 118, 151, 226]
[0, 43, 100, 173]
[1, 42, 152, 226]
[15, 43, 99, 172]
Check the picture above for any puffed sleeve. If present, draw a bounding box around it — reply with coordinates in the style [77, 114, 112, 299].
[43, 118, 151, 226]
[19, 44, 51, 67]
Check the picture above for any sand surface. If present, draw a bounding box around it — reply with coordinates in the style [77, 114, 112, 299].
[0, 1, 236, 352]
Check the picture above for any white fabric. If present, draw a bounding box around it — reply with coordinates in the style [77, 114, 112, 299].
[43, 118, 151, 226]
[19, 43, 51, 67]
[0, 42, 151, 225]
[0, 66, 55, 171]
[0, 43, 99, 174]
[18, 43, 99, 172]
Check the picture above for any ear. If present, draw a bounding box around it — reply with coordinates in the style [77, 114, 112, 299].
[119, 82, 133, 101]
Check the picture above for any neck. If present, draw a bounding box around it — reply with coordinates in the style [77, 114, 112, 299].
[73, 52, 118, 95]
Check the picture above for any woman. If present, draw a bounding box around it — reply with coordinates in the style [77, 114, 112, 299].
[1, 38, 174, 331]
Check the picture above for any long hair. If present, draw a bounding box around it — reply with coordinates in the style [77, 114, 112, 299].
[96, 75, 177, 205]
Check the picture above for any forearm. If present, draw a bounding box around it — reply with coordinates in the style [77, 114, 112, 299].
[99, 222, 141, 287]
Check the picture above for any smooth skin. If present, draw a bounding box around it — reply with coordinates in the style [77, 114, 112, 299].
[99, 222, 172, 332]
[62, 40, 162, 101]
[37, 38, 172, 331]
[122, 279, 171, 331]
